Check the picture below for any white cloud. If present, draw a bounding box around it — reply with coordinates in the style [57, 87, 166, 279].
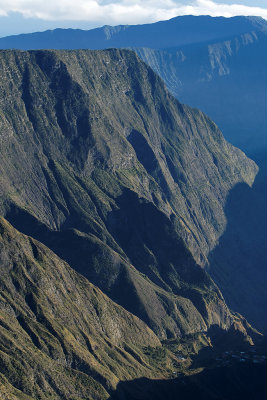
[0, 0, 266, 24]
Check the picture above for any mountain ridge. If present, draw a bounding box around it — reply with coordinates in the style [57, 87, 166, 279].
[0, 15, 266, 153]
[0, 43, 263, 397]
[0, 48, 257, 339]
[0, 15, 266, 50]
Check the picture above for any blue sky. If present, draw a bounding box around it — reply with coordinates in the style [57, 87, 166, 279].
[0, 0, 266, 37]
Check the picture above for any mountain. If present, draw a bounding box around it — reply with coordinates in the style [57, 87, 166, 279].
[0, 50, 258, 400]
[0, 15, 266, 51]
[0, 16, 266, 397]
[0, 217, 164, 399]
[0, 15, 266, 153]
[0, 15, 266, 154]
[0, 48, 258, 340]
[136, 29, 267, 153]
[0, 44, 263, 396]
[0, 219, 261, 399]
[134, 27, 267, 331]
[3, 13, 265, 333]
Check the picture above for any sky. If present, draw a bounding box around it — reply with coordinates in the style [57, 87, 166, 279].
[0, 0, 267, 37]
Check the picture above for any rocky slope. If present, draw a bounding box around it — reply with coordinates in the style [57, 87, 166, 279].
[0, 14, 266, 351]
[0, 16, 266, 334]
[135, 30, 267, 331]
[0, 216, 164, 399]
[0, 48, 260, 396]
[0, 49, 257, 259]
[1, 17, 266, 332]
[0, 15, 266, 153]
[0, 217, 259, 399]
[0, 49, 258, 338]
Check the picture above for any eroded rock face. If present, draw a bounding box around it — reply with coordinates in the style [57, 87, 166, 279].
[0, 49, 257, 258]
[0, 47, 260, 399]
[0, 18, 266, 333]
[136, 33, 267, 332]
[0, 216, 164, 399]
[0, 49, 257, 340]
[0, 15, 266, 153]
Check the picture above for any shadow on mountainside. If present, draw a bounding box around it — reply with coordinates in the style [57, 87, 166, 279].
[208, 153, 267, 333]
[5, 188, 219, 338]
[107, 325, 267, 400]
[108, 361, 267, 400]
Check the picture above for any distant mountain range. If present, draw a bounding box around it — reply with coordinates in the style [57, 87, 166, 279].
[136, 29, 267, 153]
[0, 15, 266, 51]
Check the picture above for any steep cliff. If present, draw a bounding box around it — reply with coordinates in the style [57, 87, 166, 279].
[0, 49, 257, 339]
[135, 32, 267, 331]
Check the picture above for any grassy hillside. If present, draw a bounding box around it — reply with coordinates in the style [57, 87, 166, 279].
[0, 217, 166, 399]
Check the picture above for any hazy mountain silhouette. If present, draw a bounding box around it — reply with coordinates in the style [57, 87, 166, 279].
[137, 30, 267, 153]
[0, 15, 266, 51]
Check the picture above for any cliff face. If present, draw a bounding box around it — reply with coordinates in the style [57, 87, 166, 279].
[0, 48, 260, 398]
[0, 17, 266, 333]
[0, 49, 256, 257]
[0, 49, 257, 341]
[0, 14, 266, 152]
[0, 217, 259, 399]
[135, 32, 267, 331]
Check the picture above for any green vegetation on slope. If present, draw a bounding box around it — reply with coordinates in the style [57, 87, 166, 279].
[0, 217, 165, 399]
[1, 217, 255, 399]
[0, 48, 260, 397]
[0, 49, 257, 339]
